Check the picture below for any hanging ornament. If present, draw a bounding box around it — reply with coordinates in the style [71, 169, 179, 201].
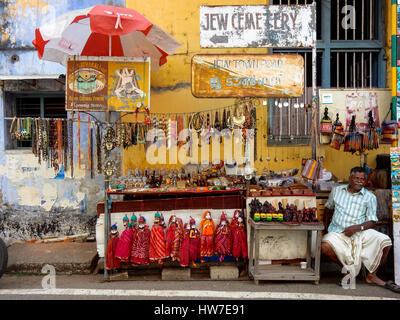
[104, 160, 116, 178]
[88, 117, 91, 173]
[103, 126, 117, 157]
[330, 113, 345, 150]
[77, 113, 81, 169]
[320, 107, 332, 135]
[96, 123, 102, 175]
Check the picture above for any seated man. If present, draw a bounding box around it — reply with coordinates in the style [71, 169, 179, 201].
[322, 166, 400, 293]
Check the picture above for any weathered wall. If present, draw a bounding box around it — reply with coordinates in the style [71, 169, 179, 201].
[0, 0, 125, 242]
[0, 0, 125, 77]
[0, 79, 113, 243]
[0, 205, 97, 245]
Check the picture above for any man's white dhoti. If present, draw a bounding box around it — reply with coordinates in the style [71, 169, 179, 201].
[322, 230, 392, 279]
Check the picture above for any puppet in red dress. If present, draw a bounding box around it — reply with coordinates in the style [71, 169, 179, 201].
[214, 213, 232, 262]
[130, 216, 151, 265]
[149, 212, 167, 264]
[105, 224, 121, 271]
[199, 210, 215, 262]
[166, 215, 184, 262]
[180, 217, 201, 267]
[231, 210, 248, 261]
[114, 215, 133, 262]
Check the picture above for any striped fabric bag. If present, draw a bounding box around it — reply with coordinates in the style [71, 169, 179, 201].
[381, 120, 398, 143]
[301, 158, 323, 181]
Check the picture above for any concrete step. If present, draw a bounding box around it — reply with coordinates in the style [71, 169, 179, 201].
[6, 242, 98, 275]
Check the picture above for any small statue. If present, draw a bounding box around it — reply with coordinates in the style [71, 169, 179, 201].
[105, 224, 120, 271]
[297, 208, 303, 223]
[200, 210, 216, 262]
[130, 216, 151, 266]
[149, 212, 167, 264]
[115, 215, 133, 263]
[231, 210, 248, 262]
[166, 215, 184, 262]
[214, 213, 233, 262]
[180, 217, 201, 267]
[311, 208, 318, 222]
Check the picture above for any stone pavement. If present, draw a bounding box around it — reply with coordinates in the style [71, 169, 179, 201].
[2, 241, 399, 300]
[6, 242, 98, 275]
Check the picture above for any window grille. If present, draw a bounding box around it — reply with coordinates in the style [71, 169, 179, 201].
[269, 0, 384, 145]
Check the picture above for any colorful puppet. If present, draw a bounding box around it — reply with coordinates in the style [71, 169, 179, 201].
[130, 216, 151, 265]
[180, 217, 201, 267]
[199, 210, 215, 261]
[165, 215, 184, 262]
[231, 210, 248, 261]
[214, 213, 232, 262]
[114, 214, 133, 263]
[105, 224, 121, 271]
[130, 213, 137, 228]
[149, 212, 167, 264]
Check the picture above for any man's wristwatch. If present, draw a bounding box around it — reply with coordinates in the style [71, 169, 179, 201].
[360, 225, 364, 231]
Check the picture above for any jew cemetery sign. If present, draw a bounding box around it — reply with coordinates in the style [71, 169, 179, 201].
[200, 5, 316, 48]
[66, 56, 150, 112]
[191, 54, 304, 98]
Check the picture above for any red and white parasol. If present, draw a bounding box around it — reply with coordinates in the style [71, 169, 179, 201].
[32, 5, 181, 71]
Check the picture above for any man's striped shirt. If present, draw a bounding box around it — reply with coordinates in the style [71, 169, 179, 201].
[325, 184, 378, 233]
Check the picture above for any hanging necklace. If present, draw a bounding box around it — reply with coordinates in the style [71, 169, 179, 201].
[37, 119, 42, 164]
[226, 110, 234, 129]
[69, 118, 74, 177]
[96, 123, 102, 175]
[63, 119, 68, 172]
[77, 113, 81, 169]
[232, 103, 246, 128]
[132, 123, 138, 145]
[190, 112, 204, 133]
[43, 119, 50, 162]
[137, 123, 146, 150]
[31, 118, 37, 156]
[88, 117, 91, 174]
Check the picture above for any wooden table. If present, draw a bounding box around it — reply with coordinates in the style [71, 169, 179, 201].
[248, 219, 324, 285]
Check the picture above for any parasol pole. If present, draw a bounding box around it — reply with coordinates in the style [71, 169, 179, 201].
[103, 35, 112, 281]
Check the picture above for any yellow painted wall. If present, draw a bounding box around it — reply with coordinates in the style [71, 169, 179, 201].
[386, 0, 393, 90]
[124, 0, 391, 182]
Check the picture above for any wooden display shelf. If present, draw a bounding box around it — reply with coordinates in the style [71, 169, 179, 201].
[249, 265, 318, 283]
[248, 219, 324, 285]
[106, 188, 246, 196]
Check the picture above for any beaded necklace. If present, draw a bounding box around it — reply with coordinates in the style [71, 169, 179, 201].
[77, 113, 81, 169]
[69, 118, 74, 177]
[31, 118, 37, 156]
[137, 123, 146, 149]
[88, 117, 91, 173]
[63, 120, 68, 172]
[96, 123, 101, 175]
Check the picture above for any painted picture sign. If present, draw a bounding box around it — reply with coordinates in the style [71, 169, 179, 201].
[390, 147, 400, 286]
[200, 5, 316, 48]
[191, 54, 304, 98]
[66, 56, 150, 112]
[344, 92, 380, 132]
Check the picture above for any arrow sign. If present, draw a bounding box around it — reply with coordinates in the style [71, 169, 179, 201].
[200, 5, 316, 48]
[210, 35, 229, 44]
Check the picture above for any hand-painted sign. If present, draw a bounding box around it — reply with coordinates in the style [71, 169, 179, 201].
[200, 5, 316, 48]
[191, 54, 304, 98]
[66, 56, 150, 112]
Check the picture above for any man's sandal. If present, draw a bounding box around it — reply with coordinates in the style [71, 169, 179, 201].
[366, 280, 400, 293]
[384, 280, 400, 294]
